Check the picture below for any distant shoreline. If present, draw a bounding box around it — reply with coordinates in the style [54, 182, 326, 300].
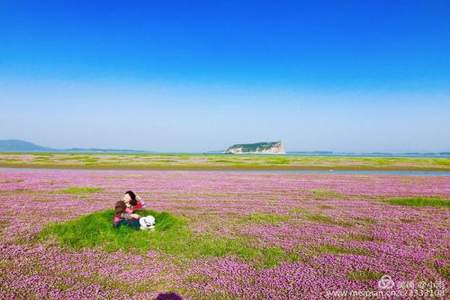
[1, 151, 449, 158]
[0, 152, 449, 171]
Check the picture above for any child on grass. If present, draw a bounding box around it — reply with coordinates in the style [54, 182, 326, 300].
[113, 190, 145, 229]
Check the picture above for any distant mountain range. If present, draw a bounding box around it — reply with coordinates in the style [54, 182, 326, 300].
[0, 139, 150, 153]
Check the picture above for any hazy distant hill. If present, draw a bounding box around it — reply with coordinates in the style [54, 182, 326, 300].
[0, 139, 54, 152]
[0, 139, 149, 153]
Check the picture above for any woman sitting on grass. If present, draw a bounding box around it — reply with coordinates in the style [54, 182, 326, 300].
[113, 190, 145, 229]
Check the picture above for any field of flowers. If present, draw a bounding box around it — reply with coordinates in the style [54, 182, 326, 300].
[0, 169, 449, 299]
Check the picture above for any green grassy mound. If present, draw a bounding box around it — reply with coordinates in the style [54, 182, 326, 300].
[39, 209, 291, 268]
[386, 197, 449, 208]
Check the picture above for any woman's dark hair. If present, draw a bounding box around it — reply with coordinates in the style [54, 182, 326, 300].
[114, 200, 126, 215]
[125, 190, 137, 206]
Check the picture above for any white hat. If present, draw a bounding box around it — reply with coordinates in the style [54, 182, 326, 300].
[139, 216, 156, 231]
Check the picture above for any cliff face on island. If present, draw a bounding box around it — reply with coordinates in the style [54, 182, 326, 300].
[225, 141, 285, 154]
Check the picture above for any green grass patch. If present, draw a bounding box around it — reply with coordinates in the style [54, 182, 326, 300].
[303, 213, 353, 227]
[386, 197, 449, 208]
[434, 159, 450, 166]
[317, 244, 371, 256]
[81, 158, 99, 164]
[39, 209, 290, 268]
[288, 207, 308, 214]
[259, 247, 286, 268]
[347, 269, 383, 280]
[241, 213, 290, 224]
[310, 188, 343, 199]
[210, 159, 233, 163]
[0, 158, 23, 163]
[304, 213, 334, 223]
[33, 156, 51, 161]
[435, 264, 450, 279]
[267, 157, 290, 164]
[56, 186, 104, 194]
[345, 233, 378, 242]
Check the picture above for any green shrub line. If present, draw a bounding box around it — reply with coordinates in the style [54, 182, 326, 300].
[38, 209, 294, 268]
[385, 197, 449, 208]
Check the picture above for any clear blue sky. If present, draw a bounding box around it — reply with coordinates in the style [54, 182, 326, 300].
[1, 0, 449, 152]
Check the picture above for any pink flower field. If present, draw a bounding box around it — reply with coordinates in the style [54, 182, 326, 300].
[0, 169, 449, 299]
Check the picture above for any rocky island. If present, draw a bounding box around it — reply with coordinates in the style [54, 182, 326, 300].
[225, 141, 286, 154]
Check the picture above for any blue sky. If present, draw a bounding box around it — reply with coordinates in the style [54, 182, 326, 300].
[1, 0, 449, 152]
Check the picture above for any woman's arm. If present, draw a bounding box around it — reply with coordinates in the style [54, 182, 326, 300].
[115, 201, 139, 220]
[134, 195, 145, 209]
[120, 212, 140, 220]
